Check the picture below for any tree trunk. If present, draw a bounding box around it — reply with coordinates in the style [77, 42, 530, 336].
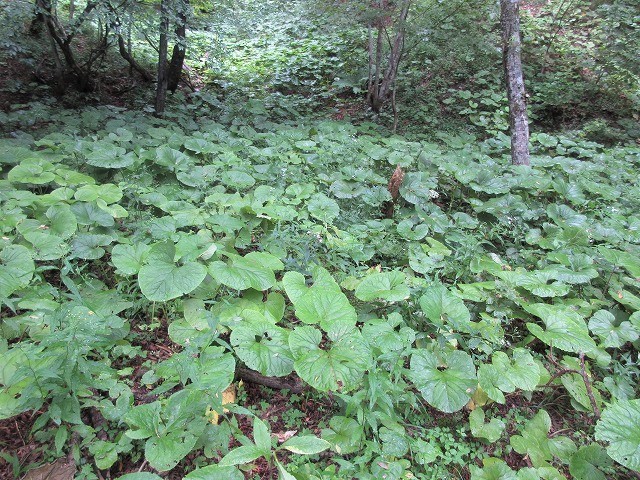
[167, 0, 189, 93]
[117, 34, 152, 81]
[367, 0, 411, 114]
[501, 0, 530, 166]
[154, 0, 170, 117]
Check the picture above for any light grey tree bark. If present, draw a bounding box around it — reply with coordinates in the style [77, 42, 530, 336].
[501, 0, 530, 166]
[154, 0, 169, 117]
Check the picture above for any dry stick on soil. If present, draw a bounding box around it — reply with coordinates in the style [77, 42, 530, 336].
[545, 349, 601, 422]
[579, 352, 601, 420]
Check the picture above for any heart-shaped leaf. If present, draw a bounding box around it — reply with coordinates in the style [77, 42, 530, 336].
[138, 241, 207, 301]
[409, 349, 477, 413]
[289, 324, 371, 392]
[354, 271, 409, 302]
[0, 245, 35, 299]
[230, 312, 294, 377]
[595, 399, 640, 471]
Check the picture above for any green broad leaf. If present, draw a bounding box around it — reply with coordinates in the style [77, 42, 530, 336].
[588, 310, 639, 348]
[183, 137, 218, 154]
[400, 172, 437, 204]
[89, 439, 117, 470]
[379, 427, 410, 457]
[146, 432, 197, 472]
[470, 457, 516, 480]
[184, 466, 243, 480]
[191, 347, 235, 393]
[24, 231, 68, 260]
[230, 312, 294, 377]
[208, 252, 281, 291]
[275, 458, 297, 480]
[419, 284, 471, 332]
[569, 444, 613, 480]
[86, 142, 135, 168]
[75, 183, 123, 204]
[222, 170, 256, 190]
[283, 268, 356, 330]
[595, 399, 640, 471]
[0, 245, 35, 299]
[307, 193, 340, 223]
[138, 241, 207, 301]
[362, 319, 415, 353]
[599, 247, 640, 278]
[354, 271, 409, 302]
[8, 158, 56, 184]
[70, 233, 114, 260]
[71, 201, 115, 227]
[545, 253, 598, 284]
[116, 474, 164, 480]
[290, 325, 371, 392]
[609, 287, 640, 311]
[409, 349, 477, 413]
[321, 416, 363, 455]
[46, 205, 77, 239]
[479, 348, 541, 400]
[219, 445, 264, 466]
[510, 410, 552, 468]
[177, 165, 218, 187]
[497, 269, 570, 298]
[252, 417, 272, 454]
[153, 146, 193, 170]
[411, 438, 441, 465]
[524, 304, 596, 354]
[330, 179, 365, 199]
[469, 408, 505, 443]
[549, 436, 577, 464]
[124, 402, 161, 440]
[397, 219, 429, 240]
[535, 133, 559, 148]
[111, 243, 151, 276]
[281, 435, 331, 455]
[546, 204, 587, 227]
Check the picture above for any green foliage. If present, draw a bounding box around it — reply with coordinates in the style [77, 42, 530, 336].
[1, 21, 640, 474]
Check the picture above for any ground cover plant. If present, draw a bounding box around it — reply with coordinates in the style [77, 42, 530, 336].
[1, 0, 639, 479]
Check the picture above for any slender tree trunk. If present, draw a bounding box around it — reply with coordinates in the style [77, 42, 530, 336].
[69, 0, 75, 19]
[44, 19, 66, 94]
[155, 0, 169, 117]
[501, 0, 530, 166]
[167, 0, 189, 92]
[367, 0, 410, 114]
[117, 34, 152, 81]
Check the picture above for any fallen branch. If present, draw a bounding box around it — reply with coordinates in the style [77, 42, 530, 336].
[236, 367, 304, 394]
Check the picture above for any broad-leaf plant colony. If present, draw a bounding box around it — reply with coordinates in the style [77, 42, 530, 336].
[0, 0, 639, 479]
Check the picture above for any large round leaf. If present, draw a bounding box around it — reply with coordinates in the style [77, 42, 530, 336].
[595, 399, 640, 472]
[588, 310, 639, 349]
[289, 325, 371, 392]
[230, 313, 293, 377]
[307, 193, 339, 223]
[419, 284, 471, 331]
[355, 271, 409, 302]
[524, 303, 596, 354]
[85, 141, 135, 168]
[138, 241, 207, 301]
[409, 349, 477, 413]
[0, 245, 35, 299]
[208, 252, 281, 291]
[283, 268, 356, 330]
[8, 158, 56, 184]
